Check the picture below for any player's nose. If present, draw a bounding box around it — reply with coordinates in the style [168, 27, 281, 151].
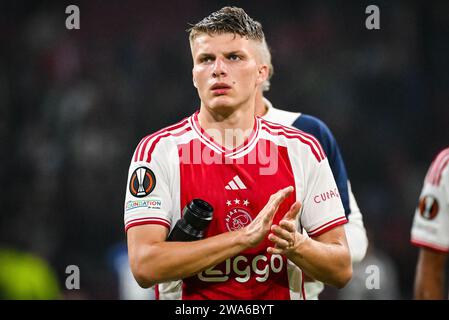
[212, 57, 227, 78]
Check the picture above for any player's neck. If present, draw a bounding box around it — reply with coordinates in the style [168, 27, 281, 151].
[198, 102, 256, 150]
[254, 90, 268, 117]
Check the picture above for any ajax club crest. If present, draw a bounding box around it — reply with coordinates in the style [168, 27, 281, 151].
[225, 198, 253, 231]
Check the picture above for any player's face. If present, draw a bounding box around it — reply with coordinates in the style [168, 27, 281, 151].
[191, 33, 268, 111]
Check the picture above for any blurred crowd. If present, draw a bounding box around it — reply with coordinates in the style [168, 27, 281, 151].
[1, 0, 448, 299]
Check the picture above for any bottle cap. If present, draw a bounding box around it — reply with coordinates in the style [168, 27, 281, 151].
[183, 199, 213, 229]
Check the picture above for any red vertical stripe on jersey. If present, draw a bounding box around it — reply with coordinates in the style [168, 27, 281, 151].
[178, 141, 295, 300]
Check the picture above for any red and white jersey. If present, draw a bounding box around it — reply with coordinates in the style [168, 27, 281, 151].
[124, 111, 347, 300]
[411, 147, 449, 253]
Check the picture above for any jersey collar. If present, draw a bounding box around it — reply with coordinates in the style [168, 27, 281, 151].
[190, 110, 261, 158]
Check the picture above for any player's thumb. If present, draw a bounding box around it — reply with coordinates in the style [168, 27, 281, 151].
[284, 201, 302, 221]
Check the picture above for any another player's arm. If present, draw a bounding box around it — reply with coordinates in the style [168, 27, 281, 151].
[414, 247, 447, 299]
[292, 115, 367, 263]
[411, 148, 449, 299]
[128, 186, 293, 288]
[267, 203, 352, 288]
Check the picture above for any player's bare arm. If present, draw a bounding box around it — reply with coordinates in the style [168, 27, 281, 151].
[267, 202, 352, 288]
[128, 186, 293, 288]
[414, 247, 447, 299]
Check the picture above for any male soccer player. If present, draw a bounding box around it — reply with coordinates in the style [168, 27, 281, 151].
[254, 46, 368, 299]
[124, 7, 351, 300]
[411, 147, 449, 299]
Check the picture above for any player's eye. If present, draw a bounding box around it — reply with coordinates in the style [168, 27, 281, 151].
[228, 54, 241, 61]
[200, 56, 214, 63]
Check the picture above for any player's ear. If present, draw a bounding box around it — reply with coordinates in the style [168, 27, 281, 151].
[256, 64, 269, 86]
[192, 70, 198, 88]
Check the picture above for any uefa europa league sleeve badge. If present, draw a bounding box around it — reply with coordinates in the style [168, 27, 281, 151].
[129, 167, 157, 198]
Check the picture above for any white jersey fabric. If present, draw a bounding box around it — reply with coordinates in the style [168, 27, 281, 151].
[411, 147, 449, 253]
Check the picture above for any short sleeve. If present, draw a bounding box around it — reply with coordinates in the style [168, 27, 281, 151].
[301, 157, 347, 237]
[411, 173, 449, 253]
[124, 138, 174, 233]
[292, 114, 352, 217]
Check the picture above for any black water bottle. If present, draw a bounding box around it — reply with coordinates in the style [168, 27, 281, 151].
[167, 199, 213, 241]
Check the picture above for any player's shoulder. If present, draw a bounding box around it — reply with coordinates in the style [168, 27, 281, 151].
[132, 116, 192, 163]
[144, 116, 191, 141]
[263, 104, 301, 126]
[292, 113, 334, 141]
[260, 116, 307, 137]
[425, 147, 449, 187]
[431, 147, 449, 166]
[264, 101, 335, 148]
[259, 117, 326, 163]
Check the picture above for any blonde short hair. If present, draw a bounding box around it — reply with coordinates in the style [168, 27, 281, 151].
[188, 6, 274, 91]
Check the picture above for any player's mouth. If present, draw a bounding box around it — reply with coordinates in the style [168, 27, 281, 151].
[210, 83, 231, 95]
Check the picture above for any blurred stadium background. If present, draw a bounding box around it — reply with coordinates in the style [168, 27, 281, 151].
[1, 0, 448, 299]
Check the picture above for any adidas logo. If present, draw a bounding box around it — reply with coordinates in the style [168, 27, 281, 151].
[225, 175, 247, 190]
